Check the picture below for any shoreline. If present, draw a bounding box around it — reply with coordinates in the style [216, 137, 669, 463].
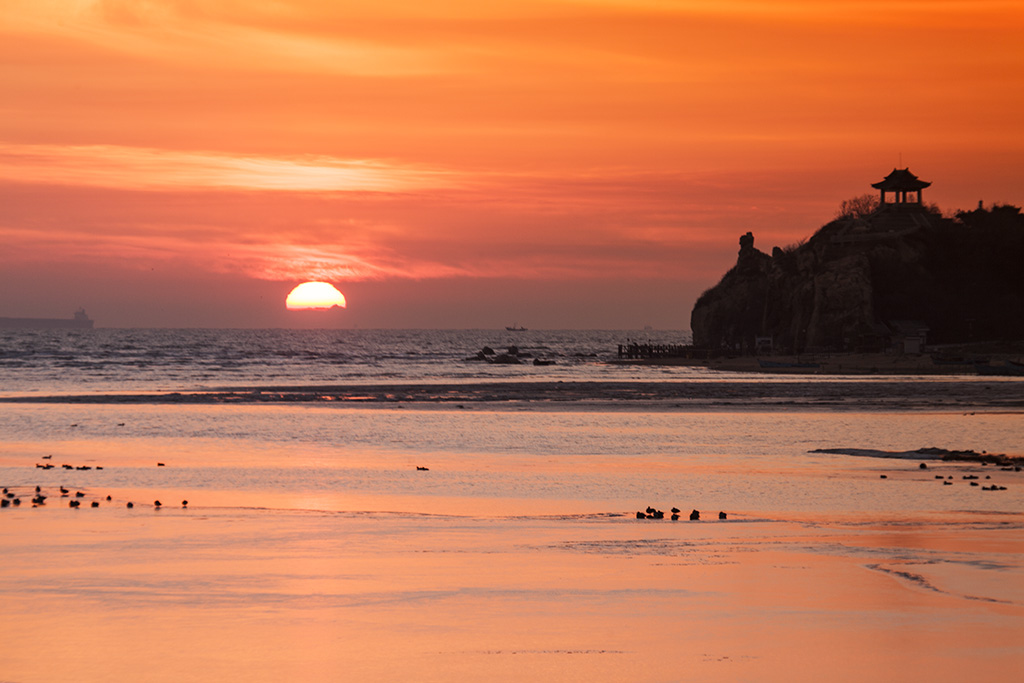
[1, 377, 1023, 410]
[612, 351, 1024, 375]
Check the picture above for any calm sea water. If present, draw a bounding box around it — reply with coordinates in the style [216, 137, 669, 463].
[0, 328, 688, 394]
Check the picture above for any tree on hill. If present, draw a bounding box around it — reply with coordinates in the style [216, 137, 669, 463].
[835, 194, 879, 219]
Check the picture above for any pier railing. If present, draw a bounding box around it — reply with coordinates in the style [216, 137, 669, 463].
[617, 342, 701, 359]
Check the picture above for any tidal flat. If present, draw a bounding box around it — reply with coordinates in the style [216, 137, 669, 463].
[1, 403, 1022, 681]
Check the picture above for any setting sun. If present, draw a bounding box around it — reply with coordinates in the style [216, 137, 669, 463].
[285, 282, 347, 311]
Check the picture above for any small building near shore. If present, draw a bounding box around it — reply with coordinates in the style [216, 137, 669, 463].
[888, 320, 930, 354]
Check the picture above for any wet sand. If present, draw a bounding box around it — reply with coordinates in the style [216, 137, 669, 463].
[2, 404, 1022, 681]
[1, 500, 1021, 682]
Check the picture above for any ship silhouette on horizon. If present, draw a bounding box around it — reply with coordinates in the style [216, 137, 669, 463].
[0, 308, 94, 330]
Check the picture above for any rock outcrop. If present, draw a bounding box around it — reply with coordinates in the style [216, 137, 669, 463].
[691, 204, 1024, 352]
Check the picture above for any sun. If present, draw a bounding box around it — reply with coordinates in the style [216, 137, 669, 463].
[286, 282, 347, 311]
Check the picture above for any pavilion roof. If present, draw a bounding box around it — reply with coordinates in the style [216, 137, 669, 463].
[871, 168, 931, 191]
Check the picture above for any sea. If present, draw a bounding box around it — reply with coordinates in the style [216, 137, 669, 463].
[1, 328, 1022, 681]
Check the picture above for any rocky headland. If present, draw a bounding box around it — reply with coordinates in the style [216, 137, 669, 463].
[690, 197, 1024, 357]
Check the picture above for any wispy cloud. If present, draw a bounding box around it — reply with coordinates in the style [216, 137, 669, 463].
[0, 143, 454, 193]
[6, 0, 451, 77]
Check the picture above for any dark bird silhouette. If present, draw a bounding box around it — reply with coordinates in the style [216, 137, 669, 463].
[91, 501, 99, 508]
[636, 511, 645, 519]
[157, 463, 165, 467]
[154, 500, 162, 507]
[42, 455, 52, 459]
[689, 509, 700, 521]
[69, 500, 80, 508]
[1, 499, 9, 508]
[670, 507, 680, 514]
[106, 495, 112, 501]
[671, 513, 679, 520]
[75, 491, 85, 497]
[126, 502, 134, 509]
[182, 500, 188, 508]
[718, 511, 727, 520]
[416, 466, 429, 471]
[60, 487, 69, 495]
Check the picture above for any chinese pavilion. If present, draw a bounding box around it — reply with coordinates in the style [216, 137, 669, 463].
[871, 168, 931, 206]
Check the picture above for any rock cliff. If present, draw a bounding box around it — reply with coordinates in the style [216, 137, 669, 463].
[690, 204, 1024, 352]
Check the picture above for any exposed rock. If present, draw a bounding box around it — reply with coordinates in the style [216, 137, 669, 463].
[810, 446, 1023, 466]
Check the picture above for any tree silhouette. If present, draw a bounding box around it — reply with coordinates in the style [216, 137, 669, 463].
[835, 193, 879, 219]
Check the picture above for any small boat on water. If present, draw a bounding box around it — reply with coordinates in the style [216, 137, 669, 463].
[505, 324, 527, 331]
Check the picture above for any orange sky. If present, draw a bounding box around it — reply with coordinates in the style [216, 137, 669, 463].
[2, 0, 1022, 328]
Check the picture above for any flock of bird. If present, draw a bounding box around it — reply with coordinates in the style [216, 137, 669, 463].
[3, 483, 186, 509]
[636, 506, 727, 521]
[880, 461, 1013, 491]
[5, 454, 187, 510]
[2, 484, 187, 510]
